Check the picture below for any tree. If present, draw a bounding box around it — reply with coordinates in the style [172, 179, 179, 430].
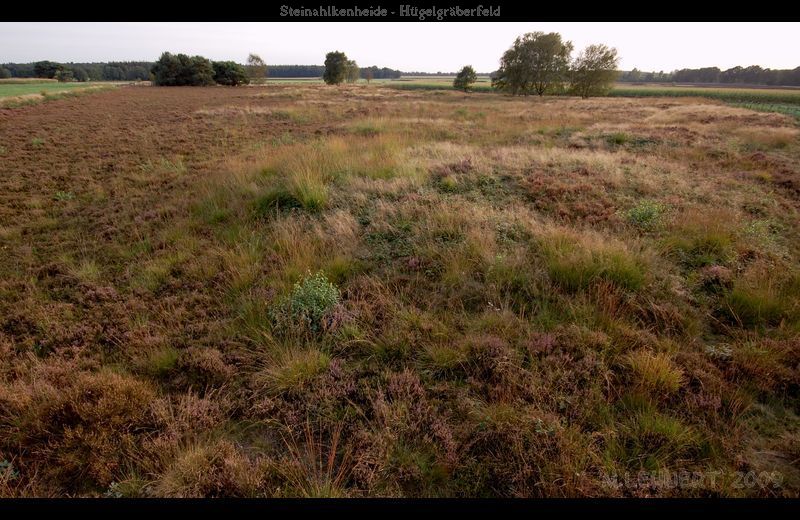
[213, 61, 250, 86]
[569, 44, 620, 98]
[345, 60, 360, 83]
[151, 52, 215, 86]
[71, 67, 89, 82]
[323, 51, 349, 85]
[0, 67, 11, 79]
[364, 68, 374, 83]
[34, 61, 63, 79]
[246, 53, 268, 81]
[55, 69, 73, 82]
[453, 65, 477, 92]
[492, 32, 573, 96]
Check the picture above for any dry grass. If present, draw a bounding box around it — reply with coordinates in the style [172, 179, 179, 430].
[1, 84, 800, 497]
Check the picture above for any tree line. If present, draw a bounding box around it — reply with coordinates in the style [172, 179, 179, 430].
[0, 59, 403, 83]
[619, 66, 800, 86]
[6, 47, 796, 90]
[0, 61, 152, 82]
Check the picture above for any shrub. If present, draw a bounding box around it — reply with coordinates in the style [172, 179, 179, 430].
[151, 52, 215, 86]
[273, 271, 341, 333]
[33, 60, 63, 79]
[624, 200, 666, 231]
[606, 132, 629, 146]
[212, 61, 250, 86]
[55, 69, 73, 83]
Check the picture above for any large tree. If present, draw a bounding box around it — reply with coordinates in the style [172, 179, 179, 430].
[246, 53, 268, 81]
[492, 32, 573, 96]
[453, 65, 477, 92]
[569, 44, 620, 98]
[323, 51, 349, 85]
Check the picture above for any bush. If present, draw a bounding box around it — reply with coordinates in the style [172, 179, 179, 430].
[151, 52, 215, 86]
[55, 69, 73, 83]
[273, 271, 341, 333]
[212, 61, 250, 86]
[72, 67, 89, 82]
[624, 200, 666, 230]
[33, 60, 63, 79]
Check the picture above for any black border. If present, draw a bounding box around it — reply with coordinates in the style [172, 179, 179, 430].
[0, 498, 798, 512]
[3, 2, 800, 21]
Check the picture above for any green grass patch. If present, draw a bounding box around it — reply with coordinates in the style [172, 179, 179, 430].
[543, 234, 646, 293]
[610, 85, 800, 105]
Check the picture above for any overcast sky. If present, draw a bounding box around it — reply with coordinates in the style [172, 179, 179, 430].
[1, 22, 798, 72]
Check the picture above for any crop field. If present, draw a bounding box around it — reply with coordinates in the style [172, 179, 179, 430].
[382, 79, 800, 113]
[0, 84, 799, 497]
[0, 81, 126, 109]
[609, 84, 800, 105]
[0, 81, 100, 98]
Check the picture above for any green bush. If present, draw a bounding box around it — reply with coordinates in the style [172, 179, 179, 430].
[212, 61, 250, 86]
[151, 52, 215, 86]
[273, 271, 341, 333]
[55, 70, 73, 83]
[624, 200, 666, 230]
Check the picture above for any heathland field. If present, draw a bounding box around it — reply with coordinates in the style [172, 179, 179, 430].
[1, 84, 799, 497]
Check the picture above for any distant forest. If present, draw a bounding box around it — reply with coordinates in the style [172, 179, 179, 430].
[619, 66, 800, 86]
[268, 65, 402, 79]
[0, 62, 402, 81]
[2, 60, 799, 87]
[0, 61, 153, 81]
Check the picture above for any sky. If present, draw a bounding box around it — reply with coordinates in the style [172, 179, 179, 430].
[1, 22, 798, 72]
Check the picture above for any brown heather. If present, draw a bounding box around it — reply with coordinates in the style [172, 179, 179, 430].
[0, 84, 799, 497]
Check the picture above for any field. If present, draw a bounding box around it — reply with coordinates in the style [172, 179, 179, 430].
[381, 79, 800, 115]
[0, 81, 100, 98]
[1, 84, 799, 497]
[0, 81, 129, 108]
